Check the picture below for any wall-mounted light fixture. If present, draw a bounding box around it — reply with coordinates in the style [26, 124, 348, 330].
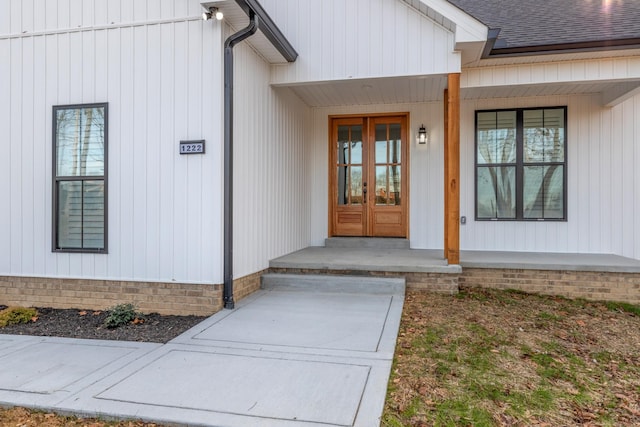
[202, 7, 223, 21]
[417, 124, 428, 144]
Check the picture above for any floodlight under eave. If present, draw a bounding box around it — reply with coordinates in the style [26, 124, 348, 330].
[202, 7, 223, 21]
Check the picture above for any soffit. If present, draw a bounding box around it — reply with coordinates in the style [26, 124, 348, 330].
[281, 77, 638, 108]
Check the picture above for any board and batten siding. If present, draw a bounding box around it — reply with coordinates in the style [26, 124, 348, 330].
[258, 0, 460, 85]
[460, 93, 640, 260]
[0, 1, 225, 284]
[231, 29, 311, 279]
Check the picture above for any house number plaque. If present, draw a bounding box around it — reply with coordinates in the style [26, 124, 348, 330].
[180, 140, 205, 154]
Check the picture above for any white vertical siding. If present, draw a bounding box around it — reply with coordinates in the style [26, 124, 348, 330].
[459, 93, 640, 260]
[0, 1, 225, 283]
[0, 0, 199, 35]
[232, 30, 311, 278]
[259, 0, 460, 85]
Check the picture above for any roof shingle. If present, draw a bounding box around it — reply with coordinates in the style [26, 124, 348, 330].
[447, 0, 640, 51]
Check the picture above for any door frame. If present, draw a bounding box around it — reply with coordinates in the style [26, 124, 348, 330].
[328, 112, 410, 238]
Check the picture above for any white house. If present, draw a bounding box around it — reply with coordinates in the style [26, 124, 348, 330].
[2, 0, 640, 315]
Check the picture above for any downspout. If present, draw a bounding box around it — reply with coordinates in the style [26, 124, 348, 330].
[223, 11, 258, 309]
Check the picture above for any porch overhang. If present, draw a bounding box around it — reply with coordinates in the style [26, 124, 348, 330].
[202, 0, 298, 63]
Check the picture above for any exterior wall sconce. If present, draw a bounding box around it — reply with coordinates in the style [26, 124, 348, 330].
[417, 124, 428, 144]
[202, 7, 223, 21]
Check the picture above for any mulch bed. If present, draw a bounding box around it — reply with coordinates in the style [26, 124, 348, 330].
[0, 305, 207, 343]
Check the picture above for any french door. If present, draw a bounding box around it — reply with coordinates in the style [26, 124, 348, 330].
[330, 114, 408, 237]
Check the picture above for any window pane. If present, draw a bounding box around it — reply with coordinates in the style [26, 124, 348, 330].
[389, 123, 401, 163]
[337, 166, 348, 205]
[351, 141, 362, 164]
[57, 181, 83, 248]
[375, 124, 387, 163]
[524, 109, 565, 162]
[83, 181, 105, 249]
[350, 126, 362, 164]
[477, 111, 516, 164]
[375, 166, 388, 205]
[477, 166, 516, 218]
[337, 126, 349, 164]
[524, 166, 564, 219]
[56, 107, 105, 176]
[350, 166, 363, 204]
[389, 165, 401, 205]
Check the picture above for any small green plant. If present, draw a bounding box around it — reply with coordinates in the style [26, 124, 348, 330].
[605, 301, 640, 316]
[104, 303, 139, 329]
[0, 307, 38, 327]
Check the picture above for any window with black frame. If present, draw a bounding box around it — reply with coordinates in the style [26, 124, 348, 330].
[476, 107, 566, 221]
[53, 103, 107, 252]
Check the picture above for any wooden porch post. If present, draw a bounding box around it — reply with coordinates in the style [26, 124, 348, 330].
[443, 88, 449, 260]
[445, 73, 460, 264]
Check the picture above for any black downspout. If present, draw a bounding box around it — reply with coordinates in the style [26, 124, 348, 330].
[223, 12, 258, 309]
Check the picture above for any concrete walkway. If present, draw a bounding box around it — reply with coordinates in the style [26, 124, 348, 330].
[0, 276, 405, 427]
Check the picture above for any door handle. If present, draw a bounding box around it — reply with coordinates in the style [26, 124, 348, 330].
[363, 182, 367, 203]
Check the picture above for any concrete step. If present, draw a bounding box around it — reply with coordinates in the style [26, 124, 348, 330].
[325, 237, 410, 249]
[261, 273, 405, 296]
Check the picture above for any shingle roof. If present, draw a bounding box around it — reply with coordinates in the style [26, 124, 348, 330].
[447, 0, 640, 54]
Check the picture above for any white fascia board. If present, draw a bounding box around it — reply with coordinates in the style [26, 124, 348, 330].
[413, 0, 488, 65]
[422, 0, 488, 45]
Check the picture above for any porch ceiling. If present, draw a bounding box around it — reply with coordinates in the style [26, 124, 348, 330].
[279, 76, 640, 108]
[283, 75, 449, 108]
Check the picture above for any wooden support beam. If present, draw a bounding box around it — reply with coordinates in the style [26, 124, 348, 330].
[443, 88, 449, 260]
[446, 74, 460, 265]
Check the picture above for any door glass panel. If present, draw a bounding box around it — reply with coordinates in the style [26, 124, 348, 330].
[389, 165, 401, 205]
[389, 123, 402, 163]
[351, 126, 362, 164]
[337, 166, 348, 205]
[375, 140, 387, 164]
[351, 141, 362, 164]
[337, 141, 349, 164]
[375, 166, 388, 205]
[350, 166, 363, 205]
[389, 139, 401, 163]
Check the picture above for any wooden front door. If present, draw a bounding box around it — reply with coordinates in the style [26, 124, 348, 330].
[330, 114, 408, 237]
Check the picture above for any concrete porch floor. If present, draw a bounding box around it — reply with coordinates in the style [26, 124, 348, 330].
[270, 247, 640, 274]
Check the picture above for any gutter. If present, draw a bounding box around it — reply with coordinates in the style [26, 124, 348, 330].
[216, 0, 298, 309]
[223, 13, 258, 310]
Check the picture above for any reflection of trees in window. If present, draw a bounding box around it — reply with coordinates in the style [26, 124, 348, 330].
[476, 107, 566, 220]
[54, 104, 107, 252]
[336, 125, 362, 205]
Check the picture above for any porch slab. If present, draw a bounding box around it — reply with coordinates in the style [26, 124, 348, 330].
[270, 246, 640, 274]
[269, 247, 460, 273]
[460, 250, 640, 273]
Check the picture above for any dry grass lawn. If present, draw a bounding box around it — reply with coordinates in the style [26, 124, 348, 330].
[383, 288, 640, 426]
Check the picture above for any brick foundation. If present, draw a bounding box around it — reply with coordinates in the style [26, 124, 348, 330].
[460, 268, 640, 304]
[0, 276, 222, 316]
[233, 269, 266, 301]
[3, 267, 637, 316]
